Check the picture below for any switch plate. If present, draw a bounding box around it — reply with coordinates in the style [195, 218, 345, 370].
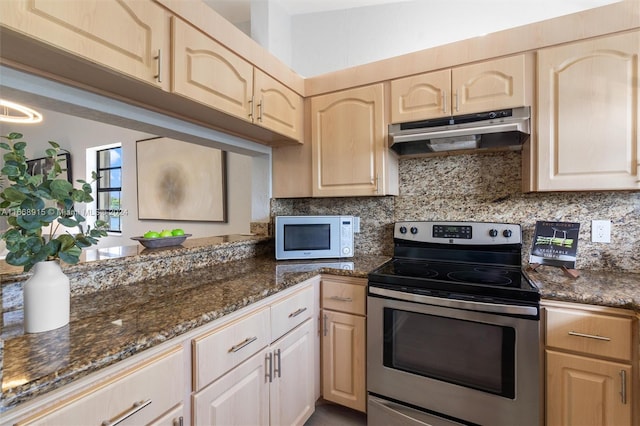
[591, 220, 611, 243]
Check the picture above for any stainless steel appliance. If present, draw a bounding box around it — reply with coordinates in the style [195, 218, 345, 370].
[367, 221, 541, 426]
[388, 106, 530, 157]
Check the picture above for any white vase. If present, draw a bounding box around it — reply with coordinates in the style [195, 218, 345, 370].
[23, 260, 70, 333]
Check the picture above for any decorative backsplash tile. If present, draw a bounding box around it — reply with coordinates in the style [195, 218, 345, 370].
[272, 151, 640, 272]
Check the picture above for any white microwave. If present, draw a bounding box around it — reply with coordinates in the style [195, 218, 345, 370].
[275, 215, 358, 260]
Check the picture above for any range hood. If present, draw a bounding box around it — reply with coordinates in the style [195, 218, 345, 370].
[388, 106, 531, 157]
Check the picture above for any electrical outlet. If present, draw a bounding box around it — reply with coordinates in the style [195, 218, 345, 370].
[591, 220, 611, 243]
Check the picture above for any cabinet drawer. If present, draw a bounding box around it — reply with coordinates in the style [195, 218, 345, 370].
[271, 285, 314, 342]
[19, 346, 184, 426]
[193, 307, 270, 390]
[546, 307, 632, 360]
[322, 279, 366, 315]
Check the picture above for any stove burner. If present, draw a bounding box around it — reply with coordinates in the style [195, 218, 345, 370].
[393, 260, 438, 279]
[447, 271, 513, 286]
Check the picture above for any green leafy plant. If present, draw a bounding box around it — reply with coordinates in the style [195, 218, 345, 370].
[0, 132, 108, 271]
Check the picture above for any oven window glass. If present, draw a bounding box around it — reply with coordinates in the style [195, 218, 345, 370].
[283, 224, 331, 251]
[383, 308, 515, 398]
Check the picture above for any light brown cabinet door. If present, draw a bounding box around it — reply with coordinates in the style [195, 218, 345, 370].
[254, 69, 304, 143]
[311, 83, 397, 197]
[390, 69, 451, 123]
[390, 55, 526, 123]
[546, 350, 632, 426]
[171, 17, 253, 122]
[0, 0, 169, 88]
[321, 309, 366, 412]
[536, 31, 640, 191]
[193, 348, 270, 426]
[452, 54, 526, 115]
[270, 320, 315, 426]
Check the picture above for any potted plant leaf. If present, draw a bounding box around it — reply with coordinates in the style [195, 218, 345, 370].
[0, 132, 108, 333]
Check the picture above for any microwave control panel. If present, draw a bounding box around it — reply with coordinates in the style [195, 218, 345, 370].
[340, 216, 355, 256]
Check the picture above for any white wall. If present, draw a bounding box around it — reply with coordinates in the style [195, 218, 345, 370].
[280, 0, 619, 76]
[0, 108, 254, 248]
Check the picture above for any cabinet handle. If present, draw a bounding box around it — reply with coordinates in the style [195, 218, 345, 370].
[329, 296, 353, 302]
[620, 370, 627, 404]
[274, 348, 282, 378]
[442, 91, 447, 113]
[454, 89, 459, 112]
[567, 331, 611, 341]
[173, 416, 184, 426]
[265, 352, 273, 383]
[257, 98, 263, 122]
[248, 97, 254, 120]
[323, 314, 328, 336]
[154, 49, 162, 83]
[228, 336, 258, 353]
[375, 173, 380, 194]
[289, 307, 307, 318]
[101, 399, 152, 426]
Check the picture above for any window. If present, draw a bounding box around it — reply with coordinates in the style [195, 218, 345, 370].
[96, 146, 122, 232]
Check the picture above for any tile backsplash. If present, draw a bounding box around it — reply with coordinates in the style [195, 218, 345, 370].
[272, 151, 640, 272]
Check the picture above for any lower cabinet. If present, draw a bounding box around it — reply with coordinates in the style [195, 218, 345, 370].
[16, 346, 185, 426]
[546, 350, 631, 426]
[544, 301, 636, 426]
[192, 281, 317, 426]
[320, 276, 367, 412]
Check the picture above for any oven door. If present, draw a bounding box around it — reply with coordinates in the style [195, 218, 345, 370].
[367, 286, 541, 426]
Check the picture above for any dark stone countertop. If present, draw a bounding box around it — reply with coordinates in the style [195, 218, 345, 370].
[3, 249, 640, 416]
[0, 254, 389, 413]
[528, 265, 640, 311]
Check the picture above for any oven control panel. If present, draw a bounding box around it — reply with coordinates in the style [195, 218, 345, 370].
[395, 221, 522, 245]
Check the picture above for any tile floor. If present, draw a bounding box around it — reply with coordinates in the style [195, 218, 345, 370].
[304, 401, 367, 426]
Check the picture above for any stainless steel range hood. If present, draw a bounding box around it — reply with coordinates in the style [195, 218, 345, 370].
[388, 106, 531, 157]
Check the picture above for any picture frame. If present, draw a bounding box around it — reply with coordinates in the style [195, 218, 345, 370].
[26, 152, 72, 183]
[136, 137, 227, 222]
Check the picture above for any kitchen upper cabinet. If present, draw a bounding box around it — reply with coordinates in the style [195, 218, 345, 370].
[544, 302, 636, 426]
[0, 0, 169, 89]
[172, 18, 303, 143]
[532, 31, 640, 191]
[390, 54, 528, 123]
[311, 83, 398, 197]
[172, 17, 254, 123]
[254, 69, 304, 142]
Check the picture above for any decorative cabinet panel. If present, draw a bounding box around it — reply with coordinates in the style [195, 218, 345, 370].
[17, 346, 184, 426]
[171, 17, 254, 123]
[0, 0, 169, 89]
[391, 54, 527, 123]
[544, 302, 636, 426]
[321, 276, 367, 412]
[254, 69, 304, 142]
[172, 18, 302, 143]
[311, 83, 398, 197]
[193, 347, 270, 426]
[546, 351, 631, 426]
[533, 31, 640, 191]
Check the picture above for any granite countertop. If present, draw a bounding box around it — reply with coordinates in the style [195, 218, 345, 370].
[2, 245, 640, 415]
[0, 253, 389, 413]
[528, 265, 640, 311]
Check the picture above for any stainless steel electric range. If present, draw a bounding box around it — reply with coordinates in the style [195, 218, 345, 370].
[367, 221, 541, 426]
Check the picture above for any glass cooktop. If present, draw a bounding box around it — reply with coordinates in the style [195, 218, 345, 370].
[369, 258, 540, 304]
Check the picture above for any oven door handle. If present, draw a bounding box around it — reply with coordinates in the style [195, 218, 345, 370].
[369, 286, 538, 317]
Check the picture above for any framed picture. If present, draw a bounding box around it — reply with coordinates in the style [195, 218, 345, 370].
[136, 137, 227, 222]
[27, 153, 72, 183]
